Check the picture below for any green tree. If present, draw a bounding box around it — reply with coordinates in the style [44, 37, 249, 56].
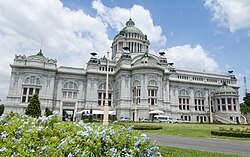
[240, 93, 250, 114]
[0, 104, 4, 116]
[25, 93, 41, 118]
[44, 107, 53, 117]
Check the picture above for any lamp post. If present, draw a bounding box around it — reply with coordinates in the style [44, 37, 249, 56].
[134, 86, 138, 122]
[209, 93, 213, 123]
[103, 52, 109, 125]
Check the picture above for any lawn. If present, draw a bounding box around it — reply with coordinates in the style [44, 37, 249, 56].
[127, 122, 250, 141]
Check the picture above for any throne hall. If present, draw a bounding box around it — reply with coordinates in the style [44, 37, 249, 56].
[5, 19, 242, 123]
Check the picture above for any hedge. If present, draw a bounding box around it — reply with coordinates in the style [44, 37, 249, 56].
[211, 130, 250, 138]
[132, 125, 163, 130]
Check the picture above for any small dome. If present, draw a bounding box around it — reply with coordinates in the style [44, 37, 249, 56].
[27, 50, 47, 61]
[214, 82, 237, 95]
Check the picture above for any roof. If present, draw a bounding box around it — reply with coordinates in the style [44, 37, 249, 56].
[214, 82, 237, 95]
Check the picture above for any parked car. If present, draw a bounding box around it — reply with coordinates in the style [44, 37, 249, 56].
[173, 118, 184, 123]
[153, 115, 172, 123]
[139, 117, 149, 122]
[119, 117, 131, 122]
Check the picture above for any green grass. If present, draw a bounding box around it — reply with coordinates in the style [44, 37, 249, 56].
[129, 123, 250, 141]
[158, 145, 245, 157]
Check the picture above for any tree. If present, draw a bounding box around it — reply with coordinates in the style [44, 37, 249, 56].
[0, 104, 4, 116]
[240, 93, 250, 114]
[44, 107, 53, 117]
[25, 93, 41, 118]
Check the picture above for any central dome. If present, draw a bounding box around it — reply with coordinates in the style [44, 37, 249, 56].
[114, 18, 144, 40]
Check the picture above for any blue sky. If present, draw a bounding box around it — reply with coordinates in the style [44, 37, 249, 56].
[0, 0, 249, 102]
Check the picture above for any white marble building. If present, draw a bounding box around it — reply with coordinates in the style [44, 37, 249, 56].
[5, 19, 242, 123]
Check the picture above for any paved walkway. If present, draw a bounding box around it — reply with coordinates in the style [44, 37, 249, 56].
[147, 134, 250, 156]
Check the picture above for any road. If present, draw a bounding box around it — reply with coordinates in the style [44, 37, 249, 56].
[147, 134, 250, 156]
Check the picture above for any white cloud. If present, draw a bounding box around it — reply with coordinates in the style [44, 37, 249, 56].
[164, 45, 219, 72]
[204, 0, 250, 32]
[92, 0, 167, 49]
[0, 0, 112, 101]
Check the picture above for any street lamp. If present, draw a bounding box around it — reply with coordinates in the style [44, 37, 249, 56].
[209, 93, 213, 123]
[103, 52, 110, 125]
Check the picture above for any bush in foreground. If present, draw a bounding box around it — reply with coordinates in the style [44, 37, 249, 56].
[0, 114, 162, 156]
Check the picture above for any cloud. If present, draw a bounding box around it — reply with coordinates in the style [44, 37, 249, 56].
[164, 45, 219, 72]
[0, 0, 112, 101]
[92, 0, 167, 50]
[204, 0, 250, 32]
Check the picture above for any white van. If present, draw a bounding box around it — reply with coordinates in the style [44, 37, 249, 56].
[153, 115, 173, 123]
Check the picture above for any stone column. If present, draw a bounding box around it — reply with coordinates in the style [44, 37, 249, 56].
[225, 97, 228, 111]
[59, 101, 63, 117]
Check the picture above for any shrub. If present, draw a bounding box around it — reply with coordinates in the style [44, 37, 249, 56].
[133, 125, 163, 130]
[44, 107, 53, 117]
[25, 93, 41, 118]
[211, 130, 250, 138]
[0, 114, 162, 156]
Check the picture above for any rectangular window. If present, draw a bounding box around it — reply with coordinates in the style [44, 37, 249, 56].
[198, 99, 201, 105]
[218, 105, 220, 111]
[73, 92, 77, 99]
[222, 105, 226, 111]
[183, 99, 185, 104]
[108, 93, 112, 99]
[233, 99, 236, 104]
[222, 98, 225, 104]
[228, 105, 232, 111]
[98, 100, 101, 106]
[151, 90, 154, 96]
[217, 99, 220, 104]
[187, 99, 189, 104]
[23, 88, 27, 95]
[202, 106, 205, 111]
[63, 91, 67, 98]
[68, 92, 72, 99]
[22, 96, 26, 102]
[29, 88, 34, 95]
[187, 105, 190, 110]
[234, 105, 236, 111]
[98, 93, 102, 99]
[35, 88, 39, 94]
[183, 105, 186, 110]
[179, 98, 182, 104]
[227, 98, 231, 104]
[148, 89, 150, 96]
[179, 105, 182, 110]
[202, 100, 204, 105]
[195, 106, 197, 111]
[195, 99, 197, 104]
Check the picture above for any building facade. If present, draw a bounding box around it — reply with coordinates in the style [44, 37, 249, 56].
[5, 19, 242, 123]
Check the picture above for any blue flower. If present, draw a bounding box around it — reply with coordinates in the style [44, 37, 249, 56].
[12, 138, 17, 142]
[134, 140, 140, 147]
[0, 147, 7, 152]
[67, 153, 74, 157]
[1, 131, 8, 138]
[4, 122, 8, 126]
[77, 131, 89, 138]
[128, 127, 131, 133]
[15, 130, 21, 136]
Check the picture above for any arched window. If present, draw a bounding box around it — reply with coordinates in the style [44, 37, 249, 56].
[194, 90, 205, 111]
[62, 81, 78, 99]
[22, 76, 41, 103]
[98, 82, 113, 106]
[148, 79, 158, 105]
[178, 89, 190, 111]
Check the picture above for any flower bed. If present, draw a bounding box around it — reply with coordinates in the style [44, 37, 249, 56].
[0, 114, 162, 156]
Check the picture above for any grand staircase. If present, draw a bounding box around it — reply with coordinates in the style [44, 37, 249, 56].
[213, 114, 236, 124]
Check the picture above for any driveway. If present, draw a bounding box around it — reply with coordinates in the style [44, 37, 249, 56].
[147, 134, 250, 156]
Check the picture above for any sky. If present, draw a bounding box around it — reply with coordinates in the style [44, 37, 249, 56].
[0, 0, 250, 103]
